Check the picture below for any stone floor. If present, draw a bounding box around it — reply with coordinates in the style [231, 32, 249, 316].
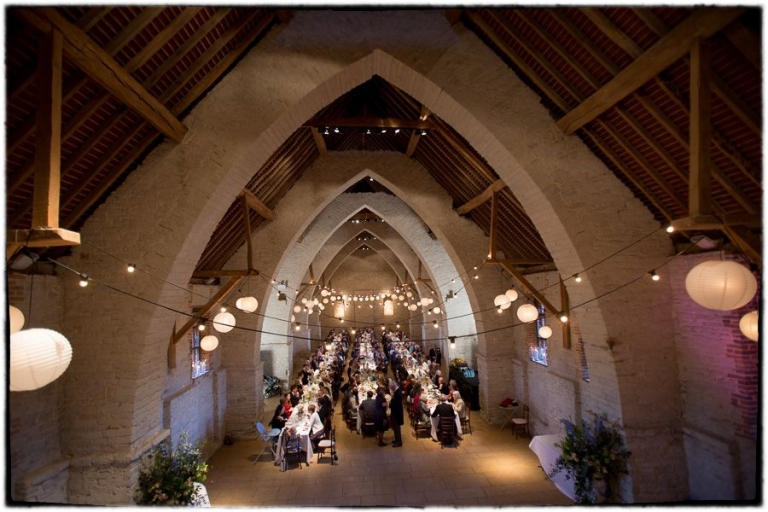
[204, 403, 573, 507]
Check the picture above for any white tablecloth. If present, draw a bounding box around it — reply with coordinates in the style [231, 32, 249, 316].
[275, 411, 315, 464]
[529, 435, 576, 501]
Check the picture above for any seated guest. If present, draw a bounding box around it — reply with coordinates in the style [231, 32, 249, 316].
[452, 390, 466, 420]
[431, 395, 454, 419]
[358, 390, 376, 434]
[282, 392, 293, 418]
[437, 376, 450, 396]
[270, 396, 289, 429]
[306, 403, 325, 446]
[318, 394, 332, 425]
[290, 384, 303, 407]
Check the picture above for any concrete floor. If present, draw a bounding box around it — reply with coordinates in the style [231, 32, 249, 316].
[204, 402, 573, 507]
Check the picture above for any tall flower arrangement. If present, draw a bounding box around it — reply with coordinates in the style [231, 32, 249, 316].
[136, 432, 209, 505]
[547, 415, 631, 504]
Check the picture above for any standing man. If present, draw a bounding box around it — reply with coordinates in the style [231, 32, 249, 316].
[390, 381, 404, 447]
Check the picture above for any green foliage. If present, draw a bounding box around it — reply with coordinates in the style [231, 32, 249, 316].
[136, 432, 209, 505]
[547, 414, 631, 504]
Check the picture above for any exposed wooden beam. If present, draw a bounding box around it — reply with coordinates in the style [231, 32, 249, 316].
[16, 8, 187, 143]
[467, 10, 571, 113]
[632, 8, 669, 38]
[488, 190, 499, 260]
[77, 7, 110, 32]
[170, 10, 277, 116]
[670, 214, 722, 231]
[32, 29, 63, 228]
[445, 9, 463, 25]
[7, 227, 81, 250]
[549, 10, 621, 76]
[276, 10, 293, 23]
[721, 225, 762, 265]
[560, 277, 571, 350]
[689, 38, 712, 217]
[722, 20, 761, 70]
[129, 7, 203, 71]
[310, 127, 327, 156]
[710, 72, 761, 134]
[309, 264, 315, 285]
[305, 117, 436, 130]
[557, 8, 745, 135]
[103, 7, 162, 54]
[721, 213, 762, 228]
[405, 106, 430, 157]
[581, 8, 642, 58]
[496, 259, 561, 316]
[172, 276, 245, 344]
[242, 189, 275, 221]
[456, 179, 507, 215]
[241, 195, 253, 271]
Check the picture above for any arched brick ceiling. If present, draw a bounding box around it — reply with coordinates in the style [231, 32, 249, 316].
[6, 6, 762, 272]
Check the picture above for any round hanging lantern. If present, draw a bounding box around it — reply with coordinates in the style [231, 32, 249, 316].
[10, 305, 25, 334]
[494, 294, 512, 310]
[408, 304, 418, 312]
[318, 303, 325, 311]
[213, 311, 236, 333]
[505, 289, 518, 302]
[432, 306, 441, 314]
[398, 295, 405, 301]
[200, 335, 219, 351]
[293, 305, 302, 313]
[235, 296, 258, 312]
[538, 326, 553, 339]
[406, 291, 413, 298]
[517, 304, 539, 323]
[739, 311, 759, 342]
[290, 315, 295, 322]
[320, 289, 329, 297]
[322, 297, 329, 304]
[10, 328, 73, 391]
[685, 260, 757, 311]
[420, 298, 430, 307]
[301, 297, 308, 304]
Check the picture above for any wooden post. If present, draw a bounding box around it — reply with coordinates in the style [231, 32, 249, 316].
[488, 190, 498, 260]
[241, 194, 253, 271]
[689, 38, 712, 217]
[559, 277, 571, 350]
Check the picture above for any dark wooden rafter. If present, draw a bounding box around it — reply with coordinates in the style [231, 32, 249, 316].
[722, 20, 761, 69]
[103, 7, 163, 54]
[688, 38, 712, 217]
[242, 189, 275, 221]
[310, 127, 327, 156]
[496, 259, 562, 317]
[14, 8, 187, 142]
[241, 194, 254, 271]
[488, 189, 499, 260]
[309, 264, 315, 285]
[77, 6, 111, 32]
[559, 276, 571, 350]
[406, 106, 431, 157]
[581, 8, 643, 58]
[129, 7, 204, 72]
[556, 8, 745, 135]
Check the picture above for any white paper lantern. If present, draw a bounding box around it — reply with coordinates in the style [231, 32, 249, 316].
[517, 304, 539, 323]
[293, 305, 302, 313]
[200, 335, 219, 351]
[493, 294, 513, 310]
[398, 295, 405, 301]
[301, 297, 308, 304]
[428, 298, 434, 305]
[739, 311, 759, 342]
[318, 303, 325, 311]
[408, 304, 418, 311]
[10, 305, 25, 334]
[11, 328, 73, 391]
[213, 311, 236, 333]
[291, 315, 296, 322]
[432, 306, 441, 314]
[685, 261, 757, 311]
[420, 298, 430, 307]
[320, 289, 329, 297]
[235, 296, 258, 312]
[538, 325, 553, 339]
[406, 292, 413, 298]
[505, 289, 518, 302]
[322, 297, 329, 304]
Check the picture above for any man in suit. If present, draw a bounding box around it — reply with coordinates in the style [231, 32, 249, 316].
[358, 390, 376, 434]
[389, 382, 404, 447]
[430, 395, 461, 441]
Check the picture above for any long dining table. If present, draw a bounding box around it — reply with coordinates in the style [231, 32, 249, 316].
[274, 403, 316, 465]
[427, 398, 462, 441]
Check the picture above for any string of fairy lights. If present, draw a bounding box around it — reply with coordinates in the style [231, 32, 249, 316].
[30, 223, 703, 350]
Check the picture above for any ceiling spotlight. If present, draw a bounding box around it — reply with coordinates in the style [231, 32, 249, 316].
[394, 128, 400, 134]
[333, 127, 340, 134]
[650, 270, 660, 281]
[666, 225, 674, 233]
[366, 129, 371, 135]
[79, 275, 89, 287]
[433, 321, 438, 328]
[574, 273, 582, 283]
[323, 127, 329, 135]
[295, 323, 301, 331]
[420, 130, 427, 136]
[474, 275, 479, 280]
[380, 128, 387, 134]
[127, 263, 136, 273]
[369, 177, 374, 182]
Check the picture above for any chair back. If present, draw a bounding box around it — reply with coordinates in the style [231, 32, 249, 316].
[256, 421, 267, 438]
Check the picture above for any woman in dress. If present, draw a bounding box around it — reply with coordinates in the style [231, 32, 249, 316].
[374, 386, 388, 446]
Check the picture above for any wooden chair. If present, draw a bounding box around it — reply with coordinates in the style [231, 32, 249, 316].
[280, 431, 304, 472]
[361, 411, 376, 437]
[512, 404, 530, 438]
[412, 410, 430, 440]
[460, 408, 472, 435]
[439, 416, 456, 448]
[316, 426, 337, 465]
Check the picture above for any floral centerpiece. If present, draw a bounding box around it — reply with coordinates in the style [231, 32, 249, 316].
[547, 414, 631, 504]
[136, 431, 209, 505]
[450, 357, 467, 367]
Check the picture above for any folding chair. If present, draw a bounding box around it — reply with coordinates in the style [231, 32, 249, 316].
[254, 422, 280, 463]
[512, 404, 530, 438]
[316, 426, 338, 465]
[460, 408, 472, 435]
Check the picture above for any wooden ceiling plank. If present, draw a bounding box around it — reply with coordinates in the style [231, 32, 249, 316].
[596, 119, 687, 210]
[241, 194, 254, 271]
[8, 227, 81, 249]
[581, 7, 643, 58]
[171, 10, 277, 115]
[689, 38, 712, 217]
[490, 11, 584, 101]
[104, 7, 164, 54]
[159, 9, 262, 104]
[77, 7, 111, 32]
[456, 179, 507, 215]
[488, 190, 499, 260]
[583, 128, 675, 221]
[722, 21, 761, 70]
[549, 10, 621, 76]
[721, 224, 762, 265]
[516, 10, 601, 90]
[143, 8, 231, 91]
[129, 7, 204, 71]
[310, 127, 328, 156]
[242, 189, 275, 221]
[32, 29, 64, 229]
[710, 72, 761, 134]
[16, 8, 187, 143]
[557, 8, 745, 135]
[172, 275, 245, 344]
[467, 10, 571, 113]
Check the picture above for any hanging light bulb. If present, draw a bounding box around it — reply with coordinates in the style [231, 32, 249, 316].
[666, 225, 674, 233]
[213, 310, 236, 333]
[294, 323, 301, 331]
[433, 321, 438, 328]
[236, 296, 258, 312]
[538, 326, 553, 339]
[560, 315, 569, 323]
[650, 270, 660, 282]
[574, 274, 582, 283]
[516, 304, 538, 323]
[127, 263, 136, 273]
[198, 322, 206, 332]
[79, 275, 89, 287]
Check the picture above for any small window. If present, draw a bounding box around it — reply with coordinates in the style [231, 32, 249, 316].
[529, 303, 548, 366]
[191, 328, 212, 379]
